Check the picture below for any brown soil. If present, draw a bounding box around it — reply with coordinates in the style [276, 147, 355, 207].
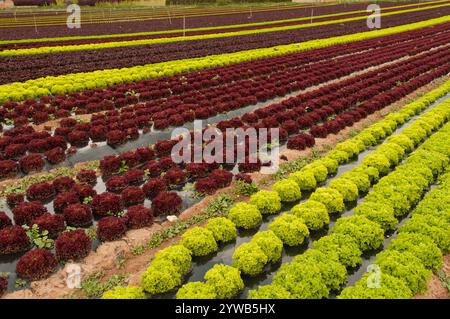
[416, 255, 450, 299]
[2, 76, 448, 299]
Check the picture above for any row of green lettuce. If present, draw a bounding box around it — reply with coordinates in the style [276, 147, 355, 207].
[1, 0, 443, 46]
[176, 90, 450, 299]
[1, 15, 450, 104]
[339, 125, 450, 298]
[99, 80, 450, 299]
[248, 100, 450, 299]
[2, 4, 447, 57]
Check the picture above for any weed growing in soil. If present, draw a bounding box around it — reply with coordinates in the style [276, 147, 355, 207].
[131, 245, 145, 256]
[116, 253, 126, 269]
[83, 196, 93, 205]
[274, 157, 309, 180]
[84, 227, 97, 240]
[15, 279, 27, 288]
[204, 195, 234, 216]
[182, 183, 205, 199]
[437, 270, 450, 294]
[22, 224, 54, 249]
[233, 180, 259, 196]
[81, 271, 128, 298]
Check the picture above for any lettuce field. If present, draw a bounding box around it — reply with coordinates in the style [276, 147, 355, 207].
[0, 0, 449, 301]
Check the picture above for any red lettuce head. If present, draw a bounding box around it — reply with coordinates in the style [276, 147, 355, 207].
[0, 225, 30, 254]
[16, 248, 57, 281]
[123, 169, 144, 185]
[151, 192, 182, 216]
[27, 139, 50, 153]
[54, 127, 71, 138]
[67, 130, 90, 148]
[0, 160, 18, 179]
[73, 183, 97, 201]
[185, 163, 209, 179]
[121, 186, 145, 207]
[142, 177, 167, 199]
[136, 147, 155, 162]
[76, 170, 97, 185]
[89, 126, 107, 142]
[31, 213, 65, 239]
[310, 125, 328, 138]
[52, 176, 76, 193]
[53, 191, 80, 214]
[154, 140, 178, 157]
[143, 160, 162, 177]
[238, 157, 261, 173]
[0, 276, 7, 296]
[195, 177, 218, 195]
[106, 130, 127, 147]
[0, 211, 12, 229]
[126, 128, 139, 141]
[164, 167, 186, 186]
[124, 205, 153, 229]
[63, 203, 93, 227]
[6, 193, 24, 208]
[26, 181, 56, 201]
[119, 151, 140, 169]
[60, 118, 77, 128]
[158, 157, 175, 171]
[235, 173, 252, 184]
[19, 154, 45, 174]
[105, 176, 128, 193]
[281, 120, 300, 135]
[4, 143, 27, 159]
[45, 147, 66, 165]
[55, 229, 92, 262]
[210, 169, 233, 188]
[12, 201, 47, 225]
[92, 192, 124, 216]
[153, 119, 170, 130]
[100, 155, 121, 176]
[97, 216, 127, 242]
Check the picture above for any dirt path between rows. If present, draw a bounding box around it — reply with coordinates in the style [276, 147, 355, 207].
[416, 255, 450, 299]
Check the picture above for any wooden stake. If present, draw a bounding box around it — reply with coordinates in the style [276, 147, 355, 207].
[33, 14, 37, 34]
